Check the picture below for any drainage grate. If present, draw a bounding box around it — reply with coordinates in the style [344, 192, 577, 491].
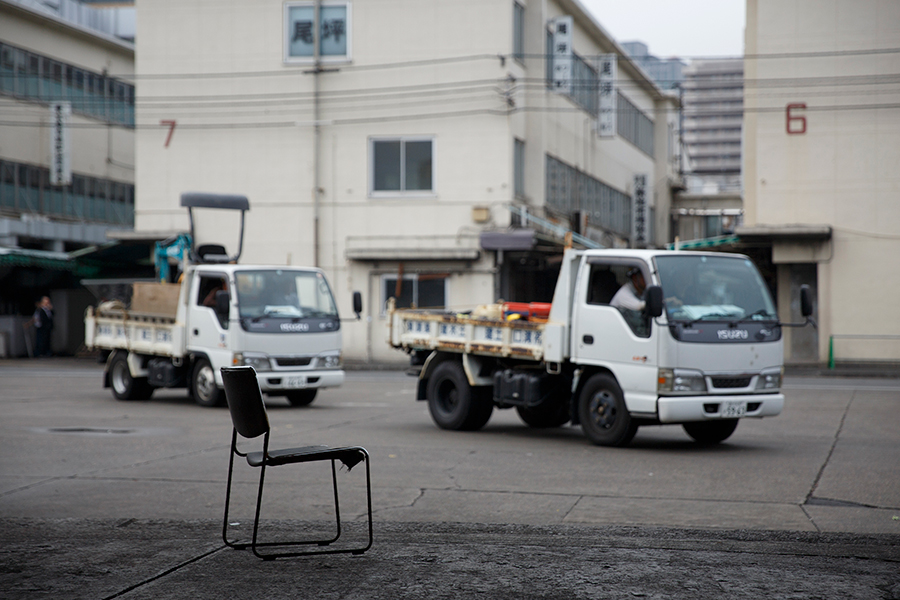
[47, 427, 136, 435]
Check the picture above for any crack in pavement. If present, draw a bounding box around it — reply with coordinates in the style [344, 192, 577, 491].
[803, 391, 855, 532]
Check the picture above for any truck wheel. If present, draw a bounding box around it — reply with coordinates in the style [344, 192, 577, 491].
[109, 353, 153, 401]
[286, 389, 317, 407]
[516, 402, 570, 428]
[427, 361, 493, 431]
[683, 420, 738, 444]
[191, 358, 225, 407]
[577, 374, 637, 447]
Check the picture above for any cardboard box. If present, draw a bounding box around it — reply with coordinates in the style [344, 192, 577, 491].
[131, 282, 181, 317]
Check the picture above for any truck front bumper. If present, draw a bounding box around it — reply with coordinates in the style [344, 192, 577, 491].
[256, 369, 345, 395]
[657, 393, 784, 423]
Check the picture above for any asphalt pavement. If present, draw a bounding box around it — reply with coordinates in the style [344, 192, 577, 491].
[1, 358, 899, 599]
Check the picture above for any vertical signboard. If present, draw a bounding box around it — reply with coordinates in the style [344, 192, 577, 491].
[50, 102, 72, 187]
[597, 55, 617, 137]
[632, 174, 650, 247]
[551, 16, 573, 95]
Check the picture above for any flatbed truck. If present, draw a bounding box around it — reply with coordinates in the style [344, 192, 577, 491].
[388, 248, 812, 446]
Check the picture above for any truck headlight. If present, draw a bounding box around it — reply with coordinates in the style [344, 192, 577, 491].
[659, 368, 707, 393]
[755, 367, 783, 390]
[234, 352, 272, 372]
[320, 353, 342, 369]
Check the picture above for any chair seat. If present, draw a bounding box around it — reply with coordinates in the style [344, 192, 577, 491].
[247, 445, 366, 471]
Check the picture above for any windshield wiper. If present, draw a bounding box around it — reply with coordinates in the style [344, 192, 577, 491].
[681, 312, 739, 327]
[730, 309, 778, 326]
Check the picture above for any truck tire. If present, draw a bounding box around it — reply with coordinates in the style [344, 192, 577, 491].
[109, 353, 153, 401]
[577, 374, 637, 447]
[427, 360, 493, 431]
[191, 358, 225, 407]
[683, 419, 738, 444]
[516, 402, 570, 428]
[285, 389, 317, 407]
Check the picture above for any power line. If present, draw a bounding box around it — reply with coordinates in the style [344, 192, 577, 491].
[74, 47, 900, 80]
[2, 98, 898, 132]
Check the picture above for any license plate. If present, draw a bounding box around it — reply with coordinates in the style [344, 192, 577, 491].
[722, 401, 747, 418]
[285, 376, 307, 389]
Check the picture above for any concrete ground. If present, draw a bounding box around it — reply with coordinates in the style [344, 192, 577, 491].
[4, 519, 899, 600]
[1, 358, 898, 599]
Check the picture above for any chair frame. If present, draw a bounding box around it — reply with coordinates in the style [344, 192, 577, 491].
[220, 366, 373, 559]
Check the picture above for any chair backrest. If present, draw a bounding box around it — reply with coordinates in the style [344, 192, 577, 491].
[220, 366, 270, 439]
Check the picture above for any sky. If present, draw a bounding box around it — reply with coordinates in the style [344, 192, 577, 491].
[578, 0, 746, 60]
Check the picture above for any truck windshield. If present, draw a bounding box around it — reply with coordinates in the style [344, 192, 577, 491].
[234, 269, 338, 320]
[655, 255, 777, 323]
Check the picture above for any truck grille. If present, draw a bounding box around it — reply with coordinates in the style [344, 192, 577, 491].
[275, 357, 312, 367]
[711, 376, 752, 389]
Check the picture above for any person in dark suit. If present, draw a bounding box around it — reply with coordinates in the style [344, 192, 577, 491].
[32, 296, 54, 357]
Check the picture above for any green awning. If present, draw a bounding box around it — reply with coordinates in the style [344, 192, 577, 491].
[666, 235, 740, 250]
[0, 248, 73, 270]
[0, 248, 101, 276]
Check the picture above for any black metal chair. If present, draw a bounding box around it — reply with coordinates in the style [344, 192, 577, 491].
[220, 366, 373, 559]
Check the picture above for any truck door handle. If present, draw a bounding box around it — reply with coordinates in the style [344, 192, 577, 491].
[583, 335, 594, 345]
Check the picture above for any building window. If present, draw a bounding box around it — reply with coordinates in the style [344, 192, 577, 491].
[541, 30, 597, 117]
[0, 159, 134, 226]
[513, 2, 525, 62]
[370, 137, 434, 195]
[382, 274, 447, 312]
[285, 1, 351, 62]
[617, 92, 654, 156]
[514, 138, 525, 198]
[0, 42, 134, 127]
[545, 154, 631, 239]
[571, 53, 598, 116]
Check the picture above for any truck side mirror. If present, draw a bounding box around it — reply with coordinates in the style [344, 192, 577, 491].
[644, 285, 663, 318]
[214, 290, 230, 320]
[352, 291, 363, 320]
[800, 284, 813, 318]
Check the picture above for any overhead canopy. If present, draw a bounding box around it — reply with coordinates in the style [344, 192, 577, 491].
[733, 224, 832, 242]
[666, 225, 833, 252]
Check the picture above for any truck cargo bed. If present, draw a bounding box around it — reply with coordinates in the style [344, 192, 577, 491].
[388, 305, 546, 360]
[85, 302, 182, 358]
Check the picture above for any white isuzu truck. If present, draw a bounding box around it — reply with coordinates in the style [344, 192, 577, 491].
[85, 193, 360, 407]
[388, 248, 813, 446]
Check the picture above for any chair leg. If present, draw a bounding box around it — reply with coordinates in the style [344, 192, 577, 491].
[249, 460, 344, 559]
[222, 431, 248, 549]
[249, 451, 374, 559]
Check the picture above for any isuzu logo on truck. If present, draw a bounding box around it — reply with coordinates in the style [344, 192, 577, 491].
[717, 329, 749, 340]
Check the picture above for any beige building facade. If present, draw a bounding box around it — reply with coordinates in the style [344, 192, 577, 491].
[0, 0, 135, 356]
[743, 0, 900, 365]
[134, 0, 679, 363]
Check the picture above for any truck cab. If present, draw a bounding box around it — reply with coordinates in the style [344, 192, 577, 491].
[567, 249, 788, 445]
[184, 264, 348, 406]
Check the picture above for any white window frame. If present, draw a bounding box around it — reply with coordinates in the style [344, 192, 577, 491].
[283, 1, 352, 64]
[368, 136, 437, 198]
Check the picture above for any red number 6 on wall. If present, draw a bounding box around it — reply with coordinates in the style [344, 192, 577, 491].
[786, 103, 806, 135]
